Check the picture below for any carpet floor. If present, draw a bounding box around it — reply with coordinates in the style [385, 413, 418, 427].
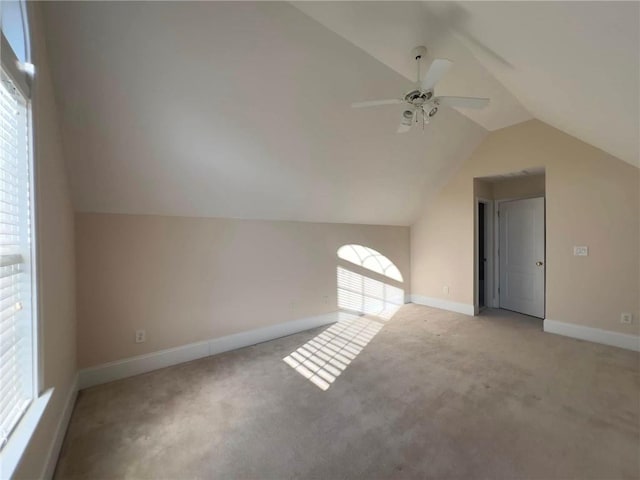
[54, 305, 640, 479]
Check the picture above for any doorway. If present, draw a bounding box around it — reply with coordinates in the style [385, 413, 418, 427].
[474, 197, 494, 312]
[478, 202, 486, 308]
[474, 169, 546, 318]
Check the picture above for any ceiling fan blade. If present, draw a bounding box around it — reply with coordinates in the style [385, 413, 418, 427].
[421, 59, 452, 91]
[437, 96, 490, 109]
[351, 99, 403, 108]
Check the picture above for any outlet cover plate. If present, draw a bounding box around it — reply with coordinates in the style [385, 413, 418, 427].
[573, 246, 588, 256]
[135, 329, 146, 343]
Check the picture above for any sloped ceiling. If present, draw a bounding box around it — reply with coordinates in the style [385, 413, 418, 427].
[294, 1, 640, 167]
[43, 1, 486, 225]
[431, 1, 640, 167]
[43, 2, 638, 228]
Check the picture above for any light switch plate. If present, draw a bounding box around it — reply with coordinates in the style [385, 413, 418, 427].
[573, 246, 588, 256]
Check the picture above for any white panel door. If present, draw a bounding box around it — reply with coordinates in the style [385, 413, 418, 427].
[499, 197, 545, 318]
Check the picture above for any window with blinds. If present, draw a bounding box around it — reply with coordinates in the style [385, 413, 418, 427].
[0, 67, 34, 451]
[336, 245, 404, 321]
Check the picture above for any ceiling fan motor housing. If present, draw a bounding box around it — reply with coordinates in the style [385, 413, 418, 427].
[404, 89, 433, 106]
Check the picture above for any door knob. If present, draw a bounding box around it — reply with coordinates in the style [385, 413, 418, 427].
[536, 261, 543, 266]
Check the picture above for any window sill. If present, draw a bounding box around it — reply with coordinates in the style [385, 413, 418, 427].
[0, 388, 53, 479]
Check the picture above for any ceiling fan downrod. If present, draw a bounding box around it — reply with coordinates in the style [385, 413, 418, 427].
[412, 45, 428, 87]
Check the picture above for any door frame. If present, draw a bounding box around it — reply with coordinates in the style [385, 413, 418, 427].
[474, 197, 495, 313]
[494, 195, 546, 315]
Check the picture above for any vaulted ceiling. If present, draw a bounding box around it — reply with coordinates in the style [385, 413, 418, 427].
[43, 1, 486, 225]
[294, 1, 639, 167]
[42, 2, 639, 226]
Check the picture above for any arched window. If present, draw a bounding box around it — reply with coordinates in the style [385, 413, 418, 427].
[337, 244, 403, 282]
[337, 245, 404, 320]
[2, 0, 30, 64]
[2, 0, 32, 98]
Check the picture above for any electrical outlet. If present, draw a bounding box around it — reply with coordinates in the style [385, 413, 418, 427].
[573, 246, 588, 256]
[135, 329, 146, 343]
[322, 295, 329, 305]
[443, 286, 450, 295]
[620, 313, 633, 324]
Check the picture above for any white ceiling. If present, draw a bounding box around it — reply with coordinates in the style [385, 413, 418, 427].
[294, 1, 640, 167]
[42, 2, 486, 225]
[43, 1, 639, 227]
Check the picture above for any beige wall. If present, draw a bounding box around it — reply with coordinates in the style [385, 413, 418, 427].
[492, 174, 545, 200]
[475, 174, 546, 202]
[14, 4, 77, 479]
[75, 214, 410, 368]
[412, 119, 639, 336]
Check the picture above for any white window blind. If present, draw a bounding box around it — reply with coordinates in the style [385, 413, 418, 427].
[0, 67, 34, 451]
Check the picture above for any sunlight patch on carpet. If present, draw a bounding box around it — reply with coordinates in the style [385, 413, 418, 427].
[283, 312, 385, 390]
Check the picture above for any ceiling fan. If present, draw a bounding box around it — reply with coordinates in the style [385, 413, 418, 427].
[352, 46, 490, 133]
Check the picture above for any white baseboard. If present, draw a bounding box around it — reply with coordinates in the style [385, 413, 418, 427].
[42, 374, 78, 480]
[544, 319, 640, 352]
[410, 294, 475, 316]
[78, 312, 340, 390]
